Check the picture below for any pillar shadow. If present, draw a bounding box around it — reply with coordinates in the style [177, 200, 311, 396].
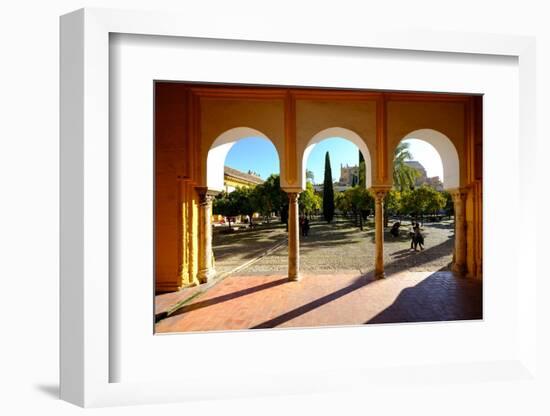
[366, 268, 482, 324]
[167, 277, 289, 318]
[384, 238, 454, 275]
[213, 235, 287, 262]
[251, 274, 376, 329]
[250, 239, 456, 328]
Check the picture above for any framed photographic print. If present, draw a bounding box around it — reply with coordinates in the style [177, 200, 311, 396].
[60, 7, 537, 408]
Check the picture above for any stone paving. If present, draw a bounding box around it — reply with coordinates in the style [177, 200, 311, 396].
[155, 270, 482, 333]
[212, 222, 287, 275]
[230, 218, 454, 275]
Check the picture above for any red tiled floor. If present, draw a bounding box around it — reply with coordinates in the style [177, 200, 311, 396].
[155, 271, 482, 333]
[155, 285, 203, 316]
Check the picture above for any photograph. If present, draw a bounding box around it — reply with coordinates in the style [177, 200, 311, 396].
[154, 83, 483, 333]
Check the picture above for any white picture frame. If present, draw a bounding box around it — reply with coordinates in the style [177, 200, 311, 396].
[60, 7, 538, 408]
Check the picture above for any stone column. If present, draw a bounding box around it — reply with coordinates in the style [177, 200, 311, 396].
[373, 189, 388, 279]
[287, 191, 301, 281]
[451, 188, 467, 275]
[197, 188, 216, 283]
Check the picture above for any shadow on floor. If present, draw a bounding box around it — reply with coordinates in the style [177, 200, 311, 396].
[251, 240, 457, 327]
[168, 277, 289, 318]
[367, 268, 482, 324]
[251, 273, 376, 329]
[384, 238, 454, 273]
[213, 235, 286, 262]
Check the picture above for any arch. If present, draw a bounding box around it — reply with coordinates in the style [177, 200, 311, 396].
[206, 127, 280, 191]
[397, 128, 460, 190]
[301, 127, 373, 189]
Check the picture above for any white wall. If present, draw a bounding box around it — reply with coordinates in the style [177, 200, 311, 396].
[1, 1, 548, 415]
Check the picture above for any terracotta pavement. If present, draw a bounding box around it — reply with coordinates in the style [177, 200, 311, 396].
[155, 270, 482, 333]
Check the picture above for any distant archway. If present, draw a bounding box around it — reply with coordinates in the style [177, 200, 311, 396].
[301, 127, 373, 189]
[397, 129, 460, 190]
[206, 127, 280, 191]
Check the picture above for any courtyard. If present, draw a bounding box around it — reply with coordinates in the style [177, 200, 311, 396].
[155, 218, 482, 333]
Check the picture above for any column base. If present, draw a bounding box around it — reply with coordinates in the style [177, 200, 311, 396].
[197, 268, 216, 284]
[452, 263, 466, 276]
[374, 270, 386, 279]
[178, 271, 191, 287]
[288, 273, 301, 282]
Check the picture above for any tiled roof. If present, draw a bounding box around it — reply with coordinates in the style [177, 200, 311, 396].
[224, 166, 264, 185]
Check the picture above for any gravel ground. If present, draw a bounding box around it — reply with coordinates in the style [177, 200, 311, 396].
[214, 218, 455, 276]
[212, 222, 288, 275]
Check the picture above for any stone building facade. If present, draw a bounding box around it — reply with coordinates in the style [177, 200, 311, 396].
[338, 164, 360, 186]
[404, 160, 444, 191]
[223, 166, 264, 193]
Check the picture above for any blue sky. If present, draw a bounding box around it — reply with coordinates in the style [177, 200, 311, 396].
[224, 136, 443, 183]
[305, 138, 361, 183]
[224, 137, 280, 179]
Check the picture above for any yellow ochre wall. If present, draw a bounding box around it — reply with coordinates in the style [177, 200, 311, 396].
[295, 99, 378, 184]
[199, 97, 286, 186]
[386, 99, 467, 187]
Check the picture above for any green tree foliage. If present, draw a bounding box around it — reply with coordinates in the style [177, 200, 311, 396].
[212, 191, 240, 230]
[254, 174, 278, 219]
[425, 189, 446, 215]
[399, 189, 415, 219]
[299, 181, 322, 217]
[230, 187, 259, 225]
[213, 174, 292, 228]
[399, 185, 446, 223]
[393, 142, 420, 191]
[346, 186, 373, 229]
[442, 190, 454, 216]
[385, 189, 402, 215]
[251, 174, 289, 223]
[322, 151, 335, 223]
[335, 191, 350, 216]
[384, 189, 402, 226]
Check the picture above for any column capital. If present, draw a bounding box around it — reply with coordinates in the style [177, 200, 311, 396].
[286, 191, 300, 203]
[195, 186, 219, 205]
[369, 186, 391, 202]
[283, 189, 301, 204]
[448, 187, 468, 201]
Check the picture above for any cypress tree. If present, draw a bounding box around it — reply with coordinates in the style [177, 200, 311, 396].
[358, 150, 366, 188]
[323, 151, 335, 223]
